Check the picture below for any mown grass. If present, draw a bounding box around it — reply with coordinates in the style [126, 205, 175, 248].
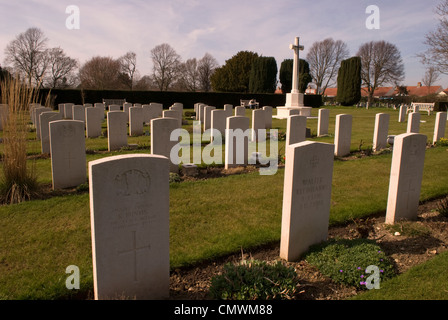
[0, 106, 447, 299]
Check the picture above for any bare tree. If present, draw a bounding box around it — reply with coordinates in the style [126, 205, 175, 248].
[357, 41, 405, 107]
[45, 47, 78, 88]
[306, 38, 349, 94]
[422, 66, 441, 94]
[4, 27, 48, 86]
[177, 58, 200, 91]
[119, 51, 138, 90]
[150, 43, 181, 91]
[79, 56, 122, 90]
[198, 53, 219, 92]
[419, 0, 448, 74]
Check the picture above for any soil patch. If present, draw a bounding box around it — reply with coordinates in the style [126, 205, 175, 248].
[169, 197, 448, 300]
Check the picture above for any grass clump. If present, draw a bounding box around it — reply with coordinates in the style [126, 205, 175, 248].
[209, 259, 300, 300]
[436, 196, 448, 218]
[304, 239, 396, 290]
[0, 77, 43, 204]
[385, 221, 431, 237]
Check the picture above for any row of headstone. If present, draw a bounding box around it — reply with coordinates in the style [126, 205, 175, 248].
[280, 130, 428, 261]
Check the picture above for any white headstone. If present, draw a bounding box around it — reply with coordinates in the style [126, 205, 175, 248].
[280, 141, 334, 262]
[151, 117, 180, 173]
[334, 114, 352, 157]
[225, 116, 250, 169]
[252, 109, 266, 142]
[163, 110, 182, 127]
[86, 107, 104, 138]
[286, 115, 307, 146]
[224, 104, 233, 118]
[107, 111, 128, 151]
[317, 109, 330, 137]
[263, 106, 273, 129]
[49, 120, 86, 189]
[398, 105, 406, 123]
[407, 112, 420, 133]
[129, 107, 144, 136]
[235, 106, 245, 117]
[72, 105, 86, 123]
[89, 154, 170, 300]
[433, 112, 447, 144]
[385, 133, 427, 224]
[34, 107, 49, 139]
[211, 109, 227, 143]
[64, 103, 74, 119]
[198, 104, 206, 123]
[40, 111, 62, 154]
[203, 106, 216, 131]
[373, 113, 390, 152]
[109, 105, 121, 112]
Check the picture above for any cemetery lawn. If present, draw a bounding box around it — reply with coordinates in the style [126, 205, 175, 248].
[1, 106, 448, 300]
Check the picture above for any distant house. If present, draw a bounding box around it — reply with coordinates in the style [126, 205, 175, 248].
[322, 82, 443, 99]
[322, 87, 338, 97]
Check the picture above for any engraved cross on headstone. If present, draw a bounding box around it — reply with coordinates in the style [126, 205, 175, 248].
[118, 230, 151, 282]
[289, 37, 304, 94]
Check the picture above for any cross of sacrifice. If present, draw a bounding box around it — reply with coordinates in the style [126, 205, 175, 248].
[118, 230, 151, 282]
[289, 37, 304, 94]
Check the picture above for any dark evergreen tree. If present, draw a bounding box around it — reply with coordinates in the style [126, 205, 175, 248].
[210, 51, 259, 92]
[279, 59, 312, 93]
[336, 57, 361, 106]
[249, 56, 278, 93]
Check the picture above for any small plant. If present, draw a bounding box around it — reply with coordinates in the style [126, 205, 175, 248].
[385, 221, 431, 237]
[304, 239, 395, 290]
[436, 137, 448, 147]
[209, 259, 300, 300]
[437, 196, 448, 217]
[169, 172, 181, 183]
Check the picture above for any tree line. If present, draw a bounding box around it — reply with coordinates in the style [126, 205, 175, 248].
[9, 8, 448, 107]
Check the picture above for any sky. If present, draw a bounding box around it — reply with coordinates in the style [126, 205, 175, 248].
[0, 0, 446, 88]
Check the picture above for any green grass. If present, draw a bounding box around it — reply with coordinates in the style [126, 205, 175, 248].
[352, 250, 448, 300]
[0, 106, 447, 299]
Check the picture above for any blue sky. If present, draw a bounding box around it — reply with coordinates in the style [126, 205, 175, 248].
[0, 0, 445, 87]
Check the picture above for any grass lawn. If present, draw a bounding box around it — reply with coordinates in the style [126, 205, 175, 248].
[0, 106, 447, 299]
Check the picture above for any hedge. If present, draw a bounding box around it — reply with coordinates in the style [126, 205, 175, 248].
[37, 89, 323, 110]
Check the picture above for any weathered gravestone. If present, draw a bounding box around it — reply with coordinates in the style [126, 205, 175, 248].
[89, 154, 170, 300]
[49, 120, 86, 189]
[280, 141, 334, 262]
[286, 115, 306, 146]
[40, 111, 62, 154]
[433, 112, 447, 144]
[151, 117, 180, 173]
[334, 114, 352, 157]
[224, 104, 233, 118]
[109, 105, 121, 112]
[225, 116, 250, 169]
[385, 133, 427, 224]
[317, 108, 329, 137]
[373, 113, 390, 152]
[107, 111, 128, 151]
